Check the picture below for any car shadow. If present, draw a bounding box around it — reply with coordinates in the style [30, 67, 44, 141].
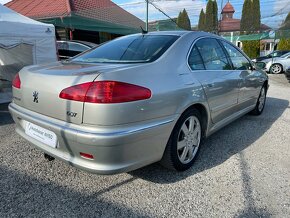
[129, 97, 289, 184]
[0, 166, 149, 217]
[0, 103, 14, 126]
[284, 73, 290, 83]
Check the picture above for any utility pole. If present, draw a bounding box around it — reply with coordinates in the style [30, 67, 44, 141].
[146, 0, 149, 31]
[218, 0, 224, 35]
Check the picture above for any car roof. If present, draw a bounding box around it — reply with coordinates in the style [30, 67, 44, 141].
[131, 31, 216, 39]
[57, 40, 98, 48]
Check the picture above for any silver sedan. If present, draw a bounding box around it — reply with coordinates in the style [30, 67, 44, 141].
[264, 52, 290, 74]
[9, 31, 268, 174]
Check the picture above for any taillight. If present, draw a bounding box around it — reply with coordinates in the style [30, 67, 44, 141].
[59, 81, 151, 103]
[12, 73, 21, 89]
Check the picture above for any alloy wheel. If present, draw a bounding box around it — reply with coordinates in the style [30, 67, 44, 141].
[258, 87, 266, 112]
[177, 116, 201, 164]
[271, 64, 282, 74]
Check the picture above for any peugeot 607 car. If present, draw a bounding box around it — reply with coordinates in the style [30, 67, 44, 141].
[9, 31, 269, 174]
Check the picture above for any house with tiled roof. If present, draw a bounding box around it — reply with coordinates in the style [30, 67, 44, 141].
[219, 1, 274, 55]
[219, 1, 271, 34]
[5, 0, 145, 43]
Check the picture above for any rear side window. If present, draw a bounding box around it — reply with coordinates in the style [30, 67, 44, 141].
[195, 38, 231, 70]
[221, 41, 251, 70]
[72, 35, 179, 63]
[188, 45, 205, 70]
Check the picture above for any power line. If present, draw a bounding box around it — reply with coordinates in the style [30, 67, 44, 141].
[146, 0, 184, 29]
[117, 0, 289, 28]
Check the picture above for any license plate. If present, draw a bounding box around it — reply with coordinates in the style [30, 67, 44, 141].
[25, 122, 57, 148]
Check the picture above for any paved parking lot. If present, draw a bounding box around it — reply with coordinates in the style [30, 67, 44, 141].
[0, 74, 290, 217]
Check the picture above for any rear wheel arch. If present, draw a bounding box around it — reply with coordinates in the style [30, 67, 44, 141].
[180, 103, 209, 139]
[161, 106, 204, 171]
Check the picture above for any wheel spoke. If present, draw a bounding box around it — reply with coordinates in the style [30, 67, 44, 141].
[181, 123, 189, 135]
[188, 145, 194, 159]
[192, 137, 199, 146]
[192, 124, 200, 138]
[177, 140, 187, 150]
[188, 117, 195, 132]
[180, 146, 189, 162]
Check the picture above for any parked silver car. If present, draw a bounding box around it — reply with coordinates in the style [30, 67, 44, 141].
[9, 31, 268, 174]
[263, 52, 290, 74]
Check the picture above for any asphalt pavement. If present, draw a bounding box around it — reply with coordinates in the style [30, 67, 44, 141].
[0, 74, 290, 217]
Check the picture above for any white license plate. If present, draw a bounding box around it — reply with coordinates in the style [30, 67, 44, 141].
[25, 122, 57, 148]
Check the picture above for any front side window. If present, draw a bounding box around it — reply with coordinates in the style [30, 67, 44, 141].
[221, 41, 251, 70]
[195, 38, 231, 70]
[72, 35, 179, 64]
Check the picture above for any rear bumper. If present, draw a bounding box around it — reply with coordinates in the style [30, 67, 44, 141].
[9, 103, 176, 174]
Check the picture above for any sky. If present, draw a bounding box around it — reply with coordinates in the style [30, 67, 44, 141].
[1, 0, 289, 29]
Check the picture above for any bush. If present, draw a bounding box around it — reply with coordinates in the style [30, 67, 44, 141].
[242, 40, 260, 59]
[277, 38, 290, 50]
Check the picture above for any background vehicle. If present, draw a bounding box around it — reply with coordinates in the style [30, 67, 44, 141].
[285, 66, 290, 77]
[264, 52, 290, 74]
[57, 40, 97, 60]
[252, 50, 290, 62]
[9, 31, 268, 174]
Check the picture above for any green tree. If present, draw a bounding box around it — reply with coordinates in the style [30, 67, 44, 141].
[177, 9, 191, 30]
[205, 0, 213, 32]
[243, 41, 260, 59]
[212, 0, 218, 33]
[241, 0, 261, 58]
[277, 38, 290, 50]
[240, 0, 252, 33]
[252, 0, 261, 31]
[280, 12, 290, 30]
[204, 0, 218, 33]
[198, 9, 206, 31]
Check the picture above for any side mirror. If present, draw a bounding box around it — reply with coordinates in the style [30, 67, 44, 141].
[248, 64, 256, 71]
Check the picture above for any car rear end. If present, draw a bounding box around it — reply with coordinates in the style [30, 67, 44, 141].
[9, 33, 185, 174]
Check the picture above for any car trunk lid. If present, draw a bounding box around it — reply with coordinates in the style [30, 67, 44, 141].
[13, 62, 103, 124]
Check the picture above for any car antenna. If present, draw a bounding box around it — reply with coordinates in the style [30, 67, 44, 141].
[140, 26, 148, 35]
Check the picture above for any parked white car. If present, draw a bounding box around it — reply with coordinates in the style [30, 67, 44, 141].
[264, 52, 290, 74]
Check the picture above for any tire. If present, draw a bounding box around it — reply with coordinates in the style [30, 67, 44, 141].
[161, 108, 203, 171]
[270, 64, 283, 74]
[250, 85, 267, 116]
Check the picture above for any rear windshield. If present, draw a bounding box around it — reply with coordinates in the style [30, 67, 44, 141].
[71, 35, 179, 64]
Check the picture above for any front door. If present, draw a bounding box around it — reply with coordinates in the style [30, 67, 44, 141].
[220, 40, 260, 107]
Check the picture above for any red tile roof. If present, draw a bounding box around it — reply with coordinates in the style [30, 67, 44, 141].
[5, 0, 144, 28]
[72, 0, 144, 28]
[5, 0, 70, 18]
[222, 2, 235, 14]
[219, 19, 271, 32]
[220, 18, 240, 32]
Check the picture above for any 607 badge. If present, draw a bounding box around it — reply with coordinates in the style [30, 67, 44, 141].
[67, 111, 77, 117]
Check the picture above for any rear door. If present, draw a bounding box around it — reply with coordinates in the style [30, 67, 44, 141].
[188, 38, 241, 124]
